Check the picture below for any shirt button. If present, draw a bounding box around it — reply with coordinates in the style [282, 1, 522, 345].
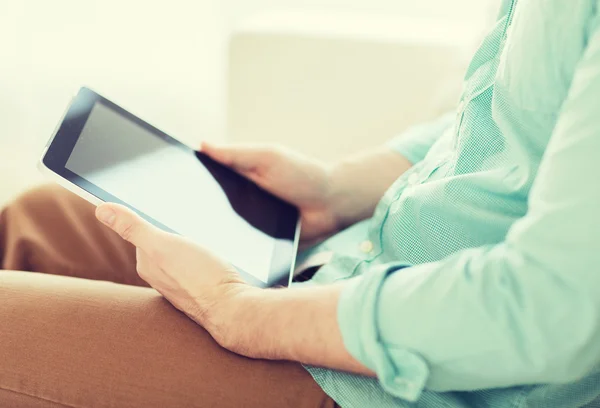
[359, 240, 374, 254]
[407, 173, 420, 186]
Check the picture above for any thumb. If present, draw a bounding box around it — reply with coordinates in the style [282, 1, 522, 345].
[200, 141, 265, 173]
[96, 203, 166, 252]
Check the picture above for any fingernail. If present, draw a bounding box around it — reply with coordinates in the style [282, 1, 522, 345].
[97, 207, 116, 226]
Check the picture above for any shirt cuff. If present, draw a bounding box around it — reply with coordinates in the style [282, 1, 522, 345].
[337, 263, 430, 402]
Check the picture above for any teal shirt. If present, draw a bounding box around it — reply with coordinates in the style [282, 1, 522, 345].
[300, 1, 600, 406]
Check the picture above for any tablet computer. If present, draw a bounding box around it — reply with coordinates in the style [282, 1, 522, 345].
[39, 87, 300, 288]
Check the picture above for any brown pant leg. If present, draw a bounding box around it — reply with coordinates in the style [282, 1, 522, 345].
[0, 186, 336, 408]
[0, 272, 335, 408]
[0, 185, 145, 286]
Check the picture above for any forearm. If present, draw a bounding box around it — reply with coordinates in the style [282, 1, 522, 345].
[206, 283, 375, 376]
[326, 147, 412, 229]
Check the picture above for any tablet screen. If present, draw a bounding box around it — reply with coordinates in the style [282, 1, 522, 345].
[56, 99, 298, 287]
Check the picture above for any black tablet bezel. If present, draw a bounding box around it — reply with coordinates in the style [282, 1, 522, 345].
[42, 87, 300, 288]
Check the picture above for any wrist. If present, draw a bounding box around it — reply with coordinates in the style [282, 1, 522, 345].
[324, 160, 356, 230]
[201, 284, 265, 356]
[203, 286, 297, 361]
[320, 164, 344, 231]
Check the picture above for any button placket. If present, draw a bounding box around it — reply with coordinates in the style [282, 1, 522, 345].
[452, 100, 467, 150]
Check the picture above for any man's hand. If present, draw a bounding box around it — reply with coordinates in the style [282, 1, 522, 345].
[201, 142, 339, 244]
[202, 143, 413, 243]
[95, 202, 374, 377]
[95, 203, 251, 336]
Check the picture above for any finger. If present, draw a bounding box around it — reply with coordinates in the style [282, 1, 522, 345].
[200, 141, 265, 173]
[96, 203, 168, 253]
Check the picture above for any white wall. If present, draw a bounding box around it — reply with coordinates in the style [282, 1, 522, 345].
[224, 0, 496, 24]
[1, 0, 497, 149]
[1, 0, 226, 151]
[0, 0, 498, 203]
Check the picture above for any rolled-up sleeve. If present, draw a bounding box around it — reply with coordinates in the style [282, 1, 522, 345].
[338, 15, 600, 400]
[387, 112, 455, 165]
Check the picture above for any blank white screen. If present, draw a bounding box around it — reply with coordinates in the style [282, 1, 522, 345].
[66, 103, 274, 283]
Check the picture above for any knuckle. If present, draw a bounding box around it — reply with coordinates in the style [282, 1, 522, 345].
[262, 146, 283, 166]
[118, 223, 135, 241]
[147, 247, 165, 267]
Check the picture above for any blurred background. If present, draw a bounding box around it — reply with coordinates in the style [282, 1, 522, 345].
[0, 0, 499, 204]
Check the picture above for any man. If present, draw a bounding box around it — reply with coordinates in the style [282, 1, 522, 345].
[1, 0, 600, 407]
